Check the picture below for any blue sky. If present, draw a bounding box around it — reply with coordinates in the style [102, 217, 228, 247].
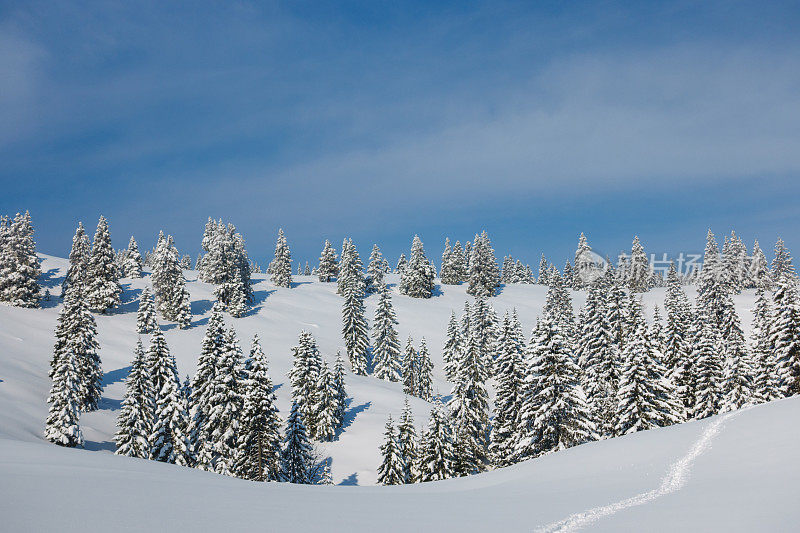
[1, 0, 799, 268]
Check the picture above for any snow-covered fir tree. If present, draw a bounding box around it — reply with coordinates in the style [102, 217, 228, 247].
[440, 238, 460, 285]
[627, 235, 650, 292]
[0, 211, 41, 307]
[697, 229, 727, 328]
[420, 402, 455, 482]
[61, 222, 90, 298]
[317, 240, 338, 282]
[772, 238, 792, 286]
[51, 282, 102, 412]
[44, 335, 84, 448]
[751, 289, 780, 402]
[719, 291, 754, 411]
[332, 352, 348, 430]
[114, 339, 153, 458]
[537, 254, 549, 285]
[372, 285, 402, 382]
[151, 232, 192, 327]
[415, 338, 433, 401]
[401, 336, 417, 397]
[615, 297, 682, 435]
[85, 215, 121, 312]
[397, 398, 419, 483]
[338, 238, 365, 296]
[136, 287, 159, 334]
[490, 311, 525, 465]
[663, 262, 692, 393]
[691, 307, 724, 419]
[377, 415, 405, 485]
[288, 331, 323, 435]
[516, 314, 594, 460]
[442, 311, 461, 381]
[399, 235, 435, 298]
[123, 236, 143, 278]
[771, 243, 800, 397]
[313, 361, 337, 442]
[341, 267, 370, 375]
[234, 335, 282, 481]
[280, 401, 316, 484]
[366, 244, 388, 293]
[749, 239, 771, 289]
[270, 228, 292, 288]
[573, 232, 593, 289]
[469, 295, 499, 377]
[147, 328, 189, 464]
[467, 231, 500, 298]
[448, 325, 490, 474]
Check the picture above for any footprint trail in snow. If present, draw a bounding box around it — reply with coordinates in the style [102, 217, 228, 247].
[536, 410, 741, 533]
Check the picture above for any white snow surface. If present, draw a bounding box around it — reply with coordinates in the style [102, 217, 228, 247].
[1, 254, 797, 531]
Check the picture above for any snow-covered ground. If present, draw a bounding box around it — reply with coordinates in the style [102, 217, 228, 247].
[1, 254, 796, 531]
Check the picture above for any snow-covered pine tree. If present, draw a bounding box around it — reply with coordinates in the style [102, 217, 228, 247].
[338, 238, 365, 296]
[573, 232, 593, 289]
[397, 398, 419, 483]
[719, 291, 754, 411]
[691, 307, 724, 419]
[332, 352, 348, 430]
[366, 244, 387, 293]
[288, 331, 323, 435]
[115, 339, 153, 458]
[123, 236, 143, 278]
[270, 228, 293, 288]
[490, 311, 525, 465]
[697, 229, 728, 328]
[467, 231, 500, 298]
[51, 282, 102, 412]
[399, 235, 435, 298]
[448, 325, 490, 475]
[749, 239, 771, 290]
[317, 240, 338, 282]
[538, 254, 549, 285]
[440, 238, 459, 285]
[751, 289, 780, 402]
[313, 361, 337, 442]
[0, 211, 41, 307]
[442, 311, 461, 381]
[304, 262, 311, 275]
[615, 297, 682, 435]
[395, 253, 407, 274]
[234, 335, 282, 481]
[402, 336, 417, 397]
[452, 240, 467, 283]
[85, 215, 121, 312]
[341, 270, 370, 375]
[663, 262, 692, 387]
[563, 260, 575, 289]
[151, 232, 192, 326]
[627, 235, 650, 292]
[576, 278, 618, 438]
[377, 415, 405, 485]
[61, 222, 90, 298]
[771, 245, 800, 398]
[415, 338, 433, 401]
[372, 285, 402, 382]
[515, 314, 594, 460]
[44, 336, 84, 448]
[147, 328, 187, 463]
[419, 402, 455, 482]
[280, 401, 315, 484]
[136, 287, 159, 334]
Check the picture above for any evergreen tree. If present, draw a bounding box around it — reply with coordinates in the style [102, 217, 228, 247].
[313, 361, 337, 442]
[402, 336, 417, 397]
[573, 232, 593, 289]
[416, 338, 433, 401]
[452, 241, 467, 283]
[123, 236, 143, 278]
[692, 308, 724, 419]
[234, 335, 282, 481]
[366, 244, 387, 292]
[419, 402, 455, 482]
[399, 235, 435, 298]
[397, 398, 419, 483]
[342, 270, 370, 375]
[44, 339, 84, 448]
[467, 231, 500, 298]
[136, 287, 159, 334]
[663, 262, 692, 388]
[615, 297, 682, 435]
[440, 238, 460, 285]
[338, 238, 365, 296]
[317, 240, 338, 282]
[147, 328, 188, 463]
[697, 229, 727, 328]
[372, 285, 402, 381]
[377, 416, 405, 485]
[288, 331, 323, 434]
[85, 215, 121, 312]
[627, 235, 650, 292]
[332, 352, 348, 429]
[151, 232, 192, 326]
[719, 291, 754, 411]
[114, 339, 153, 458]
[538, 254, 549, 285]
[749, 240, 771, 289]
[270, 228, 293, 288]
[470, 295, 499, 377]
[751, 289, 780, 402]
[280, 401, 315, 484]
[395, 253, 407, 274]
[772, 238, 792, 285]
[442, 311, 461, 381]
[516, 315, 594, 460]
[772, 253, 800, 397]
[490, 311, 525, 465]
[61, 222, 90, 298]
[0, 211, 41, 307]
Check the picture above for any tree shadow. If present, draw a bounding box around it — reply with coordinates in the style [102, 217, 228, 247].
[339, 401, 370, 434]
[338, 472, 358, 486]
[39, 293, 60, 309]
[290, 281, 313, 288]
[103, 366, 131, 388]
[97, 397, 123, 412]
[493, 284, 506, 296]
[39, 267, 64, 289]
[252, 289, 276, 306]
[118, 285, 143, 313]
[191, 299, 214, 316]
[191, 316, 210, 328]
[430, 284, 444, 297]
[84, 440, 117, 452]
